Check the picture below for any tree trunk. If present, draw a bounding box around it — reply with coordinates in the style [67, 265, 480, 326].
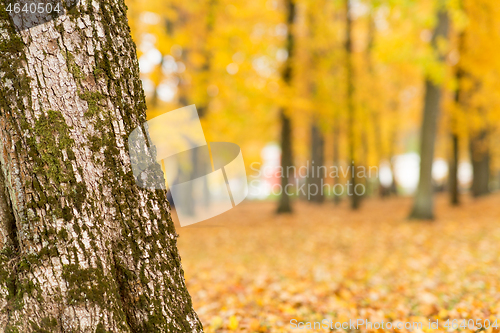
[388, 101, 399, 196]
[0, 1, 203, 332]
[305, 5, 324, 205]
[197, 0, 217, 118]
[389, 157, 398, 195]
[449, 30, 465, 206]
[277, 0, 295, 214]
[277, 110, 293, 213]
[332, 119, 341, 205]
[449, 133, 460, 204]
[470, 130, 490, 197]
[307, 123, 325, 203]
[409, 10, 449, 220]
[410, 81, 441, 219]
[344, 0, 360, 210]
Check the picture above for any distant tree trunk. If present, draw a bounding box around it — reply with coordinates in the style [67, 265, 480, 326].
[197, 0, 217, 118]
[449, 31, 464, 206]
[389, 100, 400, 196]
[449, 82, 461, 206]
[0, 1, 202, 332]
[278, 111, 293, 213]
[306, 3, 325, 204]
[169, 0, 217, 213]
[361, 10, 375, 198]
[389, 158, 398, 195]
[330, 3, 342, 205]
[277, 0, 296, 213]
[449, 133, 460, 204]
[344, 0, 360, 210]
[308, 123, 325, 203]
[410, 81, 440, 219]
[366, 10, 387, 198]
[195, 0, 218, 212]
[332, 119, 341, 204]
[470, 130, 490, 197]
[410, 10, 449, 220]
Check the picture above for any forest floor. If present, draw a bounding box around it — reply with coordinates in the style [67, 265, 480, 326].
[176, 193, 500, 332]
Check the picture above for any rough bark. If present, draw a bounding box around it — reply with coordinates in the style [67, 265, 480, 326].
[277, 0, 295, 214]
[410, 10, 449, 220]
[0, 0, 203, 331]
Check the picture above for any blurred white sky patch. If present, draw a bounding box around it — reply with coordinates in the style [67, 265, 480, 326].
[276, 49, 288, 62]
[274, 23, 287, 37]
[350, 0, 370, 19]
[379, 161, 393, 188]
[374, 5, 390, 31]
[247, 143, 280, 200]
[141, 78, 155, 97]
[139, 48, 162, 74]
[432, 158, 448, 183]
[252, 56, 274, 78]
[226, 63, 239, 75]
[162, 55, 178, 74]
[157, 81, 177, 102]
[393, 153, 420, 194]
[458, 161, 473, 185]
[140, 11, 161, 25]
[138, 33, 156, 52]
[392, 154, 472, 194]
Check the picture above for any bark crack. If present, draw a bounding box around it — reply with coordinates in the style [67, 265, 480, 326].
[0, 167, 20, 327]
[0, 170, 19, 251]
[111, 250, 134, 332]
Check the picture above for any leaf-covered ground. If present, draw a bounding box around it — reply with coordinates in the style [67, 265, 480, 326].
[176, 194, 500, 332]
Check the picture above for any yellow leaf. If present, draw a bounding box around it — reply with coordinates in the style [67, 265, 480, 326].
[438, 308, 448, 319]
[210, 316, 223, 331]
[228, 315, 239, 330]
[249, 319, 260, 331]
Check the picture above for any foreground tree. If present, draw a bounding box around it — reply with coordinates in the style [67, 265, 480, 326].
[410, 9, 449, 220]
[0, 0, 202, 331]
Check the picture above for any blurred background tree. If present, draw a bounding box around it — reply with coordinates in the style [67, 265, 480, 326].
[126, 0, 500, 219]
